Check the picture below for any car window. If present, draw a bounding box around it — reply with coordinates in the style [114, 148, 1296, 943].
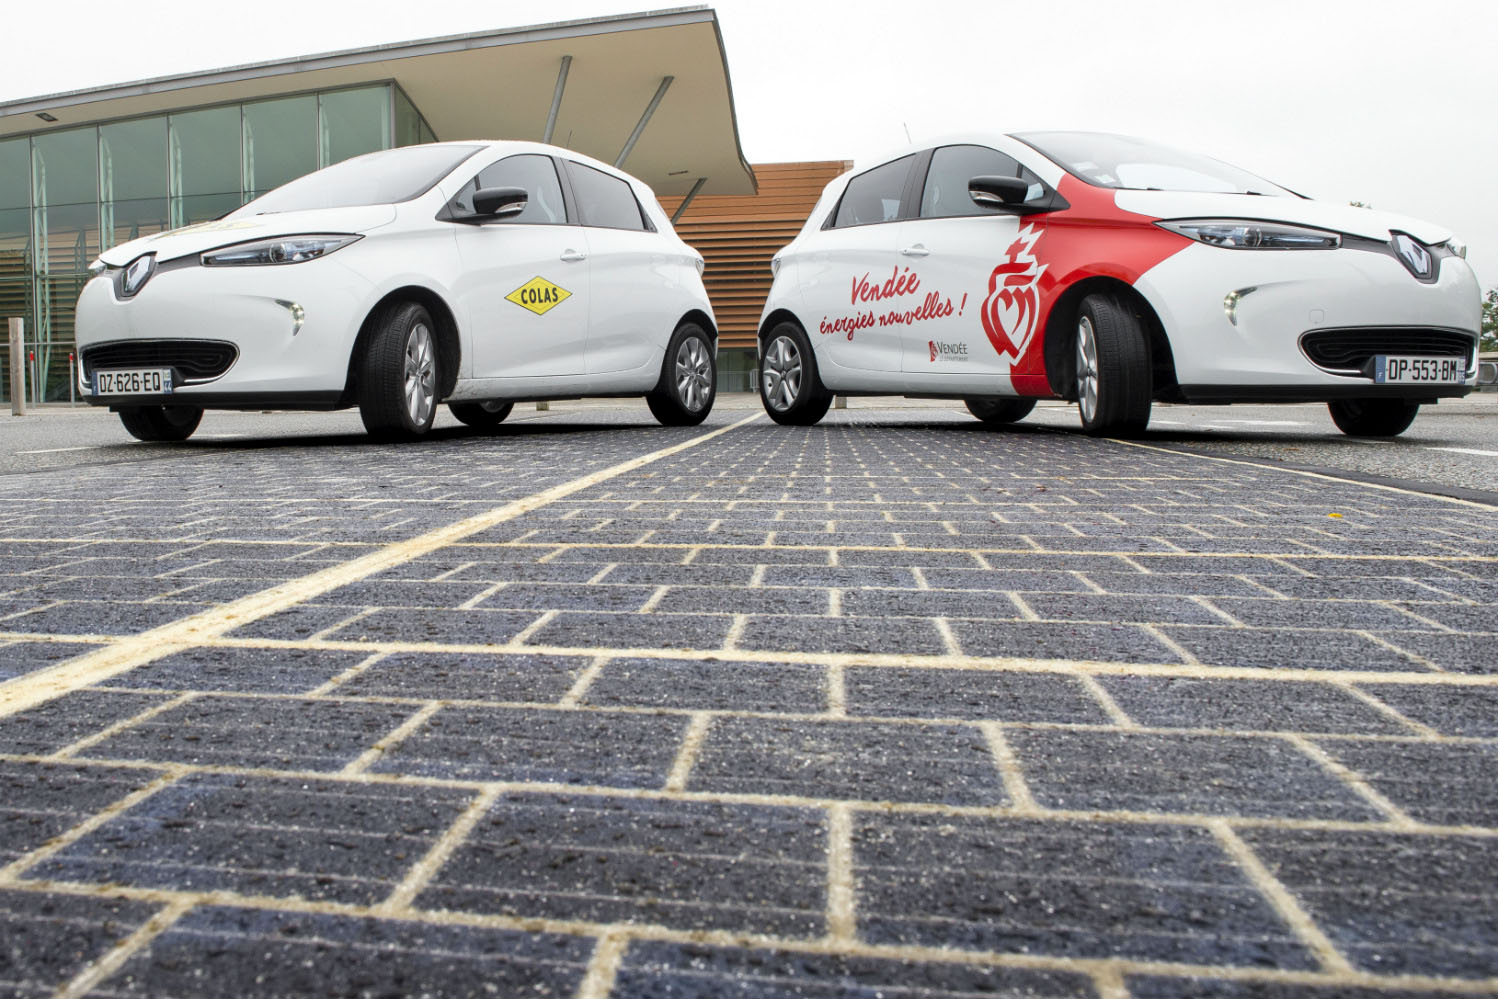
[832, 155, 914, 228]
[452, 154, 567, 224]
[920, 145, 1046, 218]
[240, 144, 484, 214]
[565, 161, 648, 231]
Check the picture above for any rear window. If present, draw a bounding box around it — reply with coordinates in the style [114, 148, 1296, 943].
[565, 161, 649, 231]
[238, 144, 483, 214]
[832, 156, 913, 228]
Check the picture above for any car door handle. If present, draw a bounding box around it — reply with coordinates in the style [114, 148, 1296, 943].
[900, 244, 930, 257]
[560, 250, 587, 262]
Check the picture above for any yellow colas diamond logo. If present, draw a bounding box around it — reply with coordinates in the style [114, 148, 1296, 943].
[505, 277, 572, 315]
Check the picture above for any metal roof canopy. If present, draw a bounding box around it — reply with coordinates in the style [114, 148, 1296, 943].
[0, 6, 756, 198]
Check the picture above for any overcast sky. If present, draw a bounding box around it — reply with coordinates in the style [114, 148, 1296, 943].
[3, 0, 1496, 287]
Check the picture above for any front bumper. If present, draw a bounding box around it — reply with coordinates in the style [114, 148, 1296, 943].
[1134, 241, 1481, 397]
[74, 254, 374, 406]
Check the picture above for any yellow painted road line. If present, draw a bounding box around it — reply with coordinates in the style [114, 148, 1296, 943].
[574, 930, 629, 999]
[0, 768, 186, 883]
[376, 785, 501, 914]
[6, 537, 1492, 563]
[825, 803, 857, 943]
[662, 712, 713, 792]
[0, 414, 762, 719]
[1209, 819, 1356, 975]
[136, 635, 1500, 687]
[53, 897, 196, 999]
[3, 751, 1493, 838]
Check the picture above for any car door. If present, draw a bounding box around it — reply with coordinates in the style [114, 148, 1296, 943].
[794, 154, 917, 385]
[900, 144, 1052, 392]
[447, 153, 589, 379]
[559, 160, 671, 376]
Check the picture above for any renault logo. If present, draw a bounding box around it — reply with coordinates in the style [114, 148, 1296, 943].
[120, 253, 156, 298]
[1391, 232, 1433, 279]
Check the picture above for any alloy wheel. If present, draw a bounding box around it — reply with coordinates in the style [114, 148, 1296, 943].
[674, 336, 713, 412]
[404, 323, 436, 426]
[762, 335, 802, 412]
[1075, 315, 1099, 424]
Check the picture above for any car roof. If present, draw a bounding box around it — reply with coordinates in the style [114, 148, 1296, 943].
[434, 139, 654, 190]
[840, 132, 1068, 186]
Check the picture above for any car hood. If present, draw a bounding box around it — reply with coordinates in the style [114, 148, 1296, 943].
[1113, 190, 1450, 244]
[98, 205, 398, 266]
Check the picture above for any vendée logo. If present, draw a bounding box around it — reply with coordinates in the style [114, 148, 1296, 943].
[928, 340, 968, 362]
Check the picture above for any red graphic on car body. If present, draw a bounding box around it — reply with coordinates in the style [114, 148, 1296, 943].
[995, 175, 1194, 396]
[980, 225, 1046, 359]
[929, 340, 938, 362]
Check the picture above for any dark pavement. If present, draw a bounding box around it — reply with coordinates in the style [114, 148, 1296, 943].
[0, 407, 1494, 998]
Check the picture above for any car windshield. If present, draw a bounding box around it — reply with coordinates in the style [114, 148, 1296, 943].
[1014, 131, 1295, 197]
[237, 144, 484, 214]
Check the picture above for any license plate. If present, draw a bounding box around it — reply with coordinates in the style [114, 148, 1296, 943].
[1372, 355, 1466, 384]
[93, 368, 173, 395]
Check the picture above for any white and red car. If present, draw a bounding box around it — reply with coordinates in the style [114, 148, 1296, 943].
[77, 141, 716, 441]
[757, 131, 1480, 435]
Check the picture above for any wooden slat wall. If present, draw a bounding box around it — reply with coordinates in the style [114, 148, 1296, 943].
[658, 161, 850, 350]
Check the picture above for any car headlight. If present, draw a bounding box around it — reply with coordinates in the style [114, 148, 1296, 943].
[200, 234, 361, 266]
[1157, 219, 1341, 250]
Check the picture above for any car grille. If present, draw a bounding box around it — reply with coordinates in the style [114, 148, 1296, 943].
[81, 340, 238, 383]
[1300, 328, 1475, 373]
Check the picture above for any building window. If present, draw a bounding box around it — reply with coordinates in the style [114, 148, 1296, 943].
[242, 95, 317, 200]
[320, 86, 392, 168]
[169, 106, 243, 227]
[394, 85, 437, 146]
[0, 138, 31, 368]
[100, 116, 169, 250]
[2, 81, 434, 403]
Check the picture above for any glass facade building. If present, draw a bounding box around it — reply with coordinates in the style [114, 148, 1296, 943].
[0, 82, 435, 403]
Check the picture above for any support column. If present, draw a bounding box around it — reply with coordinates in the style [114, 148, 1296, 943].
[542, 55, 572, 145]
[670, 177, 708, 224]
[8, 317, 25, 416]
[614, 76, 673, 169]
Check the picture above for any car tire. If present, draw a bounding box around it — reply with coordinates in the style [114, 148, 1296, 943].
[1327, 398, 1420, 436]
[759, 322, 831, 426]
[358, 301, 439, 439]
[646, 321, 716, 426]
[1075, 293, 1151, 436]
[964, 397, 1036, 425]
[117, 405, 203, 442]
[448, 400, 514, 430]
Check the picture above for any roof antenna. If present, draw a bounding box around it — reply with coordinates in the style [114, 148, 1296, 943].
[903, 122, 912, 144]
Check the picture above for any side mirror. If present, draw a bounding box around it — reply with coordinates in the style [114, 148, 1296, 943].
[968, 175, 1031, 208]
[472, 186, 528, 218]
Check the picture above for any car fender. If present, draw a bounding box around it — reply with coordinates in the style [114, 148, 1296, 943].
[996, 177, 1191, 396]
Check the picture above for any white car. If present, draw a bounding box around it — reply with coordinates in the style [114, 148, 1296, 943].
[756, 131, 1480, 436]
[77, 141, 717, 441]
